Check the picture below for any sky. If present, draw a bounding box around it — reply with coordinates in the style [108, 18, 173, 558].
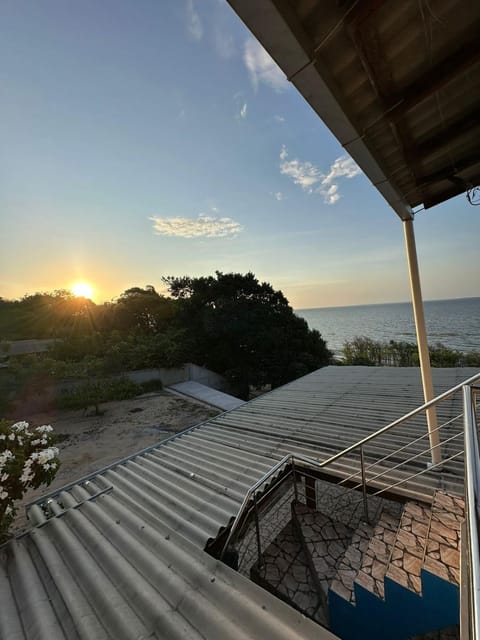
[1, 0, 479, 309]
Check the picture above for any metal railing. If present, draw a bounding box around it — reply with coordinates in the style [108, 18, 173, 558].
[220, 373, 480, 558]
[462, 384, 480, 639]
[220, 371, 480, 627]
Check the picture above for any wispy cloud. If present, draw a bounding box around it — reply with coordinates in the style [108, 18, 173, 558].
[243, 38, 288, 92]
[150, 214, 244, 238]
[273, 191, 285, 201]
[273, 115, 285, 123]
[214, 28, 234, 58]
[239, 103, 247, 119]
[279, 146, 362, 204]
[185, 0, 202, 41]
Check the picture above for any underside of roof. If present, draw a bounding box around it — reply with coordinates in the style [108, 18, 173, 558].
[227, 0, 480, 219]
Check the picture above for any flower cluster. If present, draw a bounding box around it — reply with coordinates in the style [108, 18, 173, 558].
[0, 420, 61, 542]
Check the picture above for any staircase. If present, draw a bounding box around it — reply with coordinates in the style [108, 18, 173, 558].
[251, 490, 464, 640]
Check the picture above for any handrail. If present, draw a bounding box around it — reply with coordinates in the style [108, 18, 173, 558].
[463, 384, 480, 639]
[220, 371, 480, 561]
[317, 370, 480, 471]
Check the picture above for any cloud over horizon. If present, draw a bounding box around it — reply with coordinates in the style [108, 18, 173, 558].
[150, 214, 244, 238]
[279, 146, 362, 204]
[243, 38, 288, 92]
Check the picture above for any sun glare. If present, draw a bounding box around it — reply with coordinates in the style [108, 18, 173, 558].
[71, 282, 94, 299]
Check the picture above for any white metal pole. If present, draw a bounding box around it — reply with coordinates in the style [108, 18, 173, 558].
[403, 218, 441, 465]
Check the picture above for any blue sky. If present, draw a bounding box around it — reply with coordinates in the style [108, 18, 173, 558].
[1, 0, 478, 308]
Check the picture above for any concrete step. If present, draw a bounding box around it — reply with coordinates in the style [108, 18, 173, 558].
[330, 520, 374, 603]
[423, 490, 464, 586]
[353, 509, 401, 599]
[251, 520, 324, 623]
[385, 500, 431, 594]
[293, 502, 354, 598]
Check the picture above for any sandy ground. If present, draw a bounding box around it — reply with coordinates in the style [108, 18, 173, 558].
[11, 391, 219, 534]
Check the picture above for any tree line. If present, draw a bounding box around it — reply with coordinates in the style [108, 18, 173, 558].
[1, 272, 332, 402]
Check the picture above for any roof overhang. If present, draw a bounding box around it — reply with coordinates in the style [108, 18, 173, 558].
[227, 0, 480, 220]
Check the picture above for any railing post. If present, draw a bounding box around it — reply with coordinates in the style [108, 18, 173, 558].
[462, 384, 480, 638]
[253, 492, 263, 567]
[292, 461, 298, 503]
[305, 475, 317, 509]
[360, 445, 369, 523]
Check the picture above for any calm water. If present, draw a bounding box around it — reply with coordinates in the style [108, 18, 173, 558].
[296, 297, 480, 356]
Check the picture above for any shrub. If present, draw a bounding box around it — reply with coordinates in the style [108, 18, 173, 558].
[139, 378, 163, 393]
[342, 336, 480, 368]
[0, 420, 60, 542]
[58, 376, 142, 414]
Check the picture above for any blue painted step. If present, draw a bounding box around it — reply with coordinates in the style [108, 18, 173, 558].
[329, 568, 459, 640]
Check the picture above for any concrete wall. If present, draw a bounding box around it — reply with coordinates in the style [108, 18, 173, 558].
[124, 364, 227, 390]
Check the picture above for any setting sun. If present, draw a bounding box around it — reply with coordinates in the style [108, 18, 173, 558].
[71, 282, 94, 299]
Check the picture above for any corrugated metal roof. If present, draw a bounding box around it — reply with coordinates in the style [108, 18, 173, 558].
[227, 0, 480, 216]
[0, 366, 473, 638]
[0, 503, 334, 640]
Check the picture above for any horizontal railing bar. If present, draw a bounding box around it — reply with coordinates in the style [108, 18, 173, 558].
[371, 451, 464, 497]
[336, 412, 464, 488]
[220, 373, 480, 561]
[356, 431, 464, 491]
[318, 371, 480, 472]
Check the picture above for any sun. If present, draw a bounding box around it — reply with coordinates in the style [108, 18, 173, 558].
[71, 282, 94, 299]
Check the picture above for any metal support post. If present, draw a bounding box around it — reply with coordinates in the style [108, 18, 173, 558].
[292, 462, 298, 502]
[305, 475, 316, 509]
[360, 446, 369, 523]
[253, 493, 263, 567]
[403, 218, 441, 465]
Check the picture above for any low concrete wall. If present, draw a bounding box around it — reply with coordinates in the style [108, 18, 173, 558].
[184, 363, 226, 391]
[124, 364, 226, 390]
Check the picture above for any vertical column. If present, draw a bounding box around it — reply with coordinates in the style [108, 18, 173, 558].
[403, 218, 441, 465]
[305, 475, 317, 509]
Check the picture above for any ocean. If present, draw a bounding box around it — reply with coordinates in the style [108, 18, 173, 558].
[296, 297, 480, 357]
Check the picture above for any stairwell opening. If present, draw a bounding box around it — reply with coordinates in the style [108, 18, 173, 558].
[212, 470, 463, 640]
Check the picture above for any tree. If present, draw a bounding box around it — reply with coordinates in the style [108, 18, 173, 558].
[113, 286, 176, 334]
[163, 271, 331, 398]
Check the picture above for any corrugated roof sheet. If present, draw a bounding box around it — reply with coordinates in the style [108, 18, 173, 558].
[0, 366, 473, 638]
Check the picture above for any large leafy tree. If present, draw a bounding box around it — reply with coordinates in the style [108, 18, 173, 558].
[163, 271, 331, 398]
[113, 285, 176, 334]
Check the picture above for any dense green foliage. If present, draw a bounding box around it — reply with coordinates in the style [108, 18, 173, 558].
[0, 420, 60, 541]
[342, 336, 480, 367]
[58, 377, 144, 414]
[163, 271, 331, 398]
[1, 273, 332, 411]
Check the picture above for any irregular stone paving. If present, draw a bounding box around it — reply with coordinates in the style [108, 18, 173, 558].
[294, 503, 354, 598]
[239, 478, 463, 628]
[253, 521, 324, 623]
[423, 490, 464, 586]
[313, 477, 395, 529]
[344, 509, 400, 600]
[386, 500, 431, 594]
[237, 484, 295, 577]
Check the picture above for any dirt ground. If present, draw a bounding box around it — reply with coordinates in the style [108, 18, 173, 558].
[11, 391, 219, 534]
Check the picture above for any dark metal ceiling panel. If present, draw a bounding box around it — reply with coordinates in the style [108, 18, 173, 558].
[227, 0, 480, 216]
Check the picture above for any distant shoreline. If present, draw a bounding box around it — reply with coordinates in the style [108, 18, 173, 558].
[296, 296, 480, 313]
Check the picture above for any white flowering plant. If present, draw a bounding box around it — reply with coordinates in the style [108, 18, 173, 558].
[0, 420, 60, 542]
